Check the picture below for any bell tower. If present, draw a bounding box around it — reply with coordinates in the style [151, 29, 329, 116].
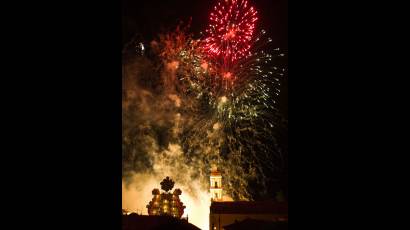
[210, 165, 222, 202]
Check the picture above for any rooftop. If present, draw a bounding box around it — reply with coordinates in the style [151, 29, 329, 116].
[210, 200, 288, 215]
[122, 214, 200, 230]
[224, 218, 288, 230]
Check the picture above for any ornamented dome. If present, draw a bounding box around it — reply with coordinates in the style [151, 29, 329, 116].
[146, 177, 186, 218]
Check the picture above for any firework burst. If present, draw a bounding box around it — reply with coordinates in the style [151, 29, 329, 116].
[202, 0, 258, 67]
[165, 25, 287, 199]
[123, 0, 287, 210]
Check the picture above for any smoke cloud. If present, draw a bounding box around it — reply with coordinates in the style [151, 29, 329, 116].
[122, 42, 212, 229]
[122, 27, 286, 229]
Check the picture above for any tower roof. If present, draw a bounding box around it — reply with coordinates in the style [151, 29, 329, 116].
[210, 164, 221, 176]
[210, 171, 221, 176]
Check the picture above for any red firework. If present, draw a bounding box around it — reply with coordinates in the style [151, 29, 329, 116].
[202, 0, 258, 65]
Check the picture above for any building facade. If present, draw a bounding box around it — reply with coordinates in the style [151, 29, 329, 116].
[209, 167, 288, 230]
[209, 201, 288, 230]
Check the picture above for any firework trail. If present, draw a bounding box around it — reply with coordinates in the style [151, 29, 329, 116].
[122, 0, 287, 227]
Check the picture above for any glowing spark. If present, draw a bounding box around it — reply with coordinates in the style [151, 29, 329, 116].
[220, 96, 228, 104]
[223, 72, 232, 79]
[167, 61, 179, 70]
[200, 61, 209, 71]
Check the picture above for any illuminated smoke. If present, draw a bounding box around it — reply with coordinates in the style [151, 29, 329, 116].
[122, 18, 286, 229]
[122, 46, 212, 229]
[122, 143, 211, 230]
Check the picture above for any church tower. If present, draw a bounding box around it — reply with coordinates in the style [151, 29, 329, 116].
[210, 165, 223, 202]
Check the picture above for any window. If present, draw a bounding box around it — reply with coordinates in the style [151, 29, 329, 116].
[215, 181, 218, 188]
[215, 193, 218, 199]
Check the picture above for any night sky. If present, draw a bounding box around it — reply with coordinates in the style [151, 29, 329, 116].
[122, 0, 288, 198]
[122, 0, 288, 48]
[122, 0, 288, 110]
